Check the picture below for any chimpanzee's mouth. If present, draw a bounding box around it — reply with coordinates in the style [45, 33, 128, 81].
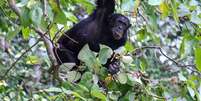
[113, 32, 122, 40]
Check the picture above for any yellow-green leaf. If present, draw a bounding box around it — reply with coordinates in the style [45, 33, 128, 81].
[26, 56, 41, 65]
[91, 85, 106, 101]
[160, 2, 169, 18]
[170, 0, 179, 24]
[195, 46, 201, 72]
[22, 27, 31, 40]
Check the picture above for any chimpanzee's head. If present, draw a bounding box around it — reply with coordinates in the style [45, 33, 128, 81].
[108, 14, 131, 40]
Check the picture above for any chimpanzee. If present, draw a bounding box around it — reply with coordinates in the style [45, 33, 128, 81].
[54, 0, 131, 74]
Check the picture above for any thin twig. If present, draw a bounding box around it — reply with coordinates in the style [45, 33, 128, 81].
[63, 33, 79, 44]
[137, 10, 148, 24]
[145, 87, 166, 100]
[132, 46, 201, 76]
[2, 39, 41, 79]
[32, 26, 52, 43]
[148, 93, 166, 100]
[33, 27, 58, 66]
[34, 27, 61, 81]
[52, 27, 64, 42]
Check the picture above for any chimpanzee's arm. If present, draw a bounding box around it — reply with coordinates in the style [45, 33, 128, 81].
[94, 0, 115, 23]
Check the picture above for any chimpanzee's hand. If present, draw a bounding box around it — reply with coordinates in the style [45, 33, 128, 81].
[108, 59, 120, 75]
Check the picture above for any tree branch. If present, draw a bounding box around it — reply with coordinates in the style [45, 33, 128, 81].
[6, 0, 59, 78]
[33, 27, 58, 67]
[132, 46, 201, 76]
[7, 0, 21, 17]
[43, 0, 48, 19]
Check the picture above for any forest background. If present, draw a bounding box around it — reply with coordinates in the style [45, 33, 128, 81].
[0, 0, 201, 100]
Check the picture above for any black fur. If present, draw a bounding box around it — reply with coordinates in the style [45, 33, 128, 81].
[54, 0, 130, 70]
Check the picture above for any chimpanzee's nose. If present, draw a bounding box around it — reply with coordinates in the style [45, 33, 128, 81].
[118, 26, 123, 30]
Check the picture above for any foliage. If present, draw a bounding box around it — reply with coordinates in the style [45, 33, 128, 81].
[0, 0, 201, 101]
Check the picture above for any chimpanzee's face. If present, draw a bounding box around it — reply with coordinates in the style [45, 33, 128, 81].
[109, 14, 131, 40]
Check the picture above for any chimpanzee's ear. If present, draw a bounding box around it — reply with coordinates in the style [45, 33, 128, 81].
[127, 24, 132, 29]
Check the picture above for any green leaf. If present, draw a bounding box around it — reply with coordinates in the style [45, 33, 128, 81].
[22, 27, 31, 40]
[79, 72, 93, 88]
[140, 58, 147, 71]
[46, 5, 54, 22]
[91, 85, 107, 101]
[127, 73, 142, 84]
[49, 24, 57, 40]
[66, 71, 81, 82]
[30, 7, 43, 26]
[78, 44, 99, 70]
[75, 0, 95, 14]
[0, 80, 7, 87]
[170, 0, 179, 24]
[148, 0, 162, 5]
[60, 63, 76, 71]
[6, 28, 21, 41]
[20, 8, 32, 27]
[43, 87, 87, 100]
[108, 91, 121, 100]
[72, 92, 87, 101]
[117, 72, 128, 84]
[122, 56, 133, 64]
[191, 11, 201, 25]
[148, 13, 158, 32]
[27, 0, 37, 9]
[187, 86, 195, 99]
[98, 45, 113, 64]
[3, 96, 10, 101]
[48, 0, 60, 12]
[179, 38, 185, 58]
[136, 29, 146, 41]
[194, 46, 201, 72]
[26, 55, 41, 65]
[196, 29, 201, 40]
[16, 0, 28, 7]
[125, 41, 134, 52]
[121, 0, 135, 12]
[77, 84, 89, 92]
[54, 11, 67, 24]
[65, 12, 78, 23]
[159, 2, 170, 18]
[0, 18, 8, 32]
[120, 91, 135, 101]
[43, 87, 63, 93]
[179, 32, 195, 58]
[178, 73, 187, 81]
